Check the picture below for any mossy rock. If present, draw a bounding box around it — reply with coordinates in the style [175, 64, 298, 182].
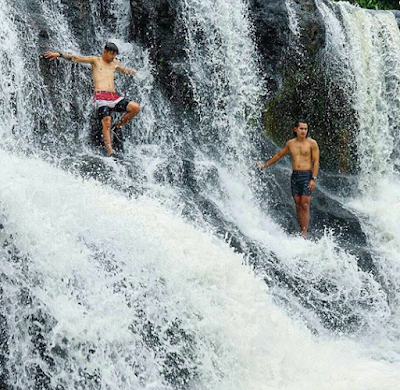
[263, 62, 358, 173]
[257, 0, 359, 173]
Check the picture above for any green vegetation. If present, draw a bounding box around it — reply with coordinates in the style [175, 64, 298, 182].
[336, 0, 400, 10]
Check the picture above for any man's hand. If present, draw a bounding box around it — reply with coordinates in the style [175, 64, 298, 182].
[308, 179, 316, 191]
[255, 161, 267, 169]
[44, 51, 61, 61]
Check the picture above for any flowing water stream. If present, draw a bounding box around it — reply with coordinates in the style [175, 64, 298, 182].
[1, 0, 400, 388]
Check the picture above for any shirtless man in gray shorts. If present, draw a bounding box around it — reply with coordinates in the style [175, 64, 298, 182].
[45, 42, 140, 156]
[257, 120, 320, 237]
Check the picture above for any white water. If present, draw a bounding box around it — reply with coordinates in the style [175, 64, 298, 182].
[1, 0, 400, 388]
[1, 151, 399, 390]
[285, 0, 303, 57]
[318, 0, 400, 359]
[0, 0, 32, 151]
[180, 0, 265, 166]
[286, 0, 301, 39]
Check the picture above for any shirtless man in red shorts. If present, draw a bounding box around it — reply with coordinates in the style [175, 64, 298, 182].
[45, 42, 140, 156]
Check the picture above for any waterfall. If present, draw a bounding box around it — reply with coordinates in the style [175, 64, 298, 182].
[285, 0, 302, 52]
[1, 150, 398, 390]
[317, 0, 400, 360]
[0, 0, 32, 151]
[179, 0, 265, 166]
[1, 0, 400, 388]
[317, 1, 400, 185]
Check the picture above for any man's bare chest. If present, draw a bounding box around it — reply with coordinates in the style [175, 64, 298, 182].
[290, 144, 311, 157]
[96, 65, 116, 76]
[92, 61, 117, 78]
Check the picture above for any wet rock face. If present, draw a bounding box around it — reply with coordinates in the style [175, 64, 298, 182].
[128, 0, 359, 173]
[26, 0, 366, 175]
[392, 10, 400, 27]
[129, 0, 194, 107]
[129, 0, 291, 106]
[256, 0, 358, 173]
[60, 0, 96, 53]
[295, 0, 326, 56]
[248, 0, 291, 93]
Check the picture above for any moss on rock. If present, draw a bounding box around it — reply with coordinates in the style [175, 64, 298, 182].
[258, 0, 359, 173]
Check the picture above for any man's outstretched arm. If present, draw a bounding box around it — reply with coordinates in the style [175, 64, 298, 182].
[256, 142, 290, 169]
[116, 63, 137, 76]
[44, 51, 96, 64]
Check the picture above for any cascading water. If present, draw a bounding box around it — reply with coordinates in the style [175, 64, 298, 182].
[285, 0, 302, 52]
[179, 0, 265, 160]
[1, 0, 400, 389]
[317, 0, 400, 360]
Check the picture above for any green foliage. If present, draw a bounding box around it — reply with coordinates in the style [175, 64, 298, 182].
[335, 0, 400, 10]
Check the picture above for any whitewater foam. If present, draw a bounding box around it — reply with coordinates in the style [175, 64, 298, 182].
[1, 150, 399, 389]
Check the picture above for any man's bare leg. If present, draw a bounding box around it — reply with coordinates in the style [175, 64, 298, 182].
[101, 116, 113, 156]
[293, 195, 311, 237]
[114, 101, 140, 130]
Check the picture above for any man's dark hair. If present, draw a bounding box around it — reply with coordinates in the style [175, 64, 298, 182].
[104, 42, 119, 54]
[294, 119, 307, 127]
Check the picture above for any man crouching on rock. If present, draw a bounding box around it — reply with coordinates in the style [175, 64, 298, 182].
[45, 42, 140, 157]
[256, 119, 320, 238]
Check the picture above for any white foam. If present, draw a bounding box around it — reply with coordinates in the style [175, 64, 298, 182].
[320, 2, 400, 359]
[1, 150, 399, 389]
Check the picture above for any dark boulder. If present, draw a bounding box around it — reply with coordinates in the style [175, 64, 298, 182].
[59, 0, 97, 53]
[129, 0, 194, 107]
[248, 0, 291, 93]
[252, 0, 359, 173]
[391, 10, 400, 28]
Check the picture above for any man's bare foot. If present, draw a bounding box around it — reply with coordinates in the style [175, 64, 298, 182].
[106, 146, 114, 157]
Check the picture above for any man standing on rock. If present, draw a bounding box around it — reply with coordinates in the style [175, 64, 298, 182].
[256, 119, 320, 238]
[44, 42, 140, 157]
